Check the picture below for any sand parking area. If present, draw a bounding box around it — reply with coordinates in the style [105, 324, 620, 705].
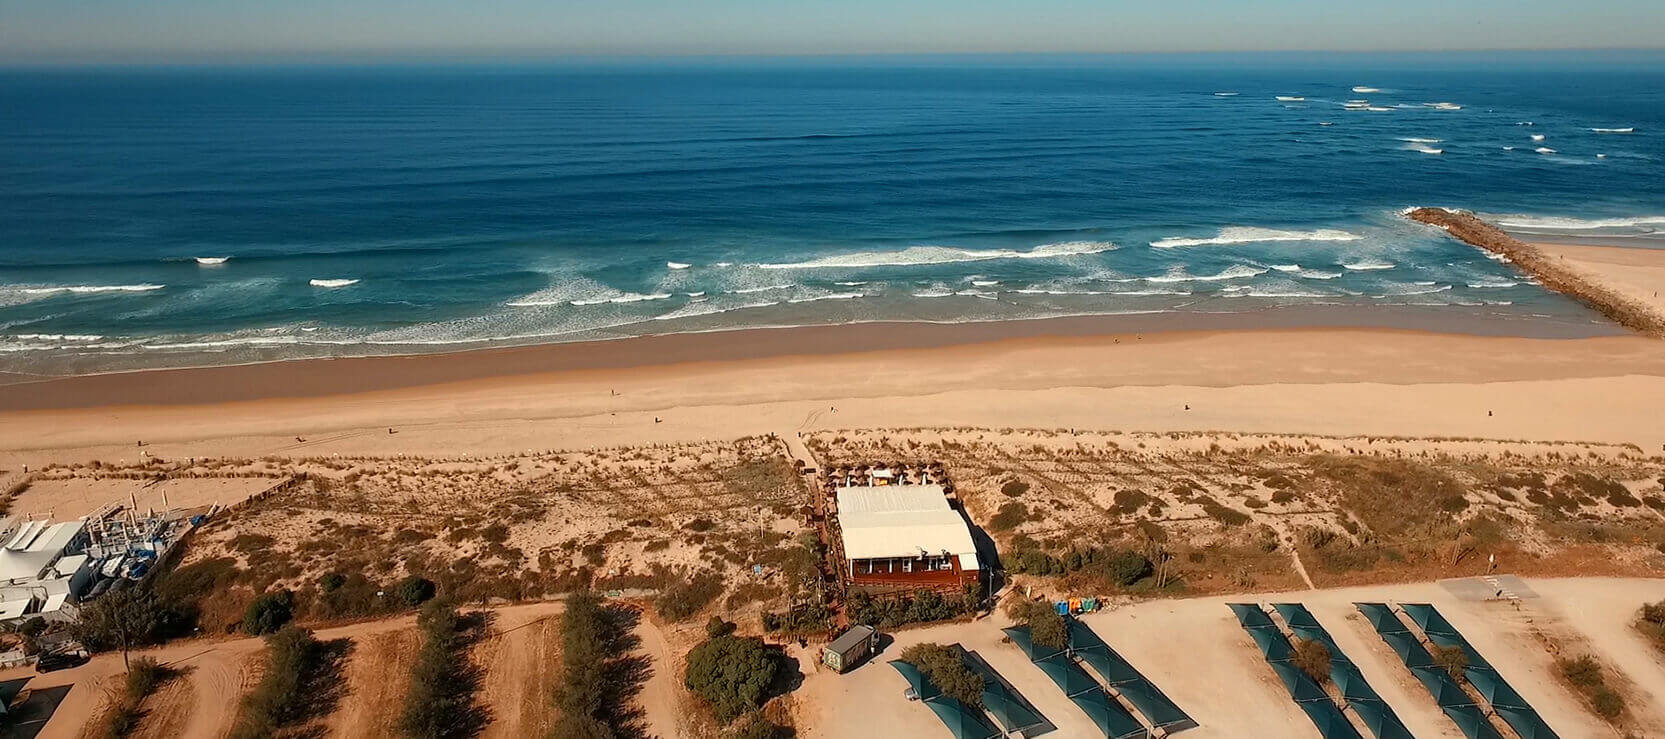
[797, 577, 1665, 739]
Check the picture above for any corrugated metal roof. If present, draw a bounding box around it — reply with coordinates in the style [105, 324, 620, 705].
[836, 484, 948, 514]
[839, 510, 978, 564]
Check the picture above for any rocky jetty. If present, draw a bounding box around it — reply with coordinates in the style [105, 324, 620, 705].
[1406, 207, 1665, 337]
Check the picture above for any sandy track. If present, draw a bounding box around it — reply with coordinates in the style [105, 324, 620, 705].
[130, 669, 196, 739]
[476, 606, 563, 739]
[324, 628, 423, 738]
[799, 577, 1665, 739]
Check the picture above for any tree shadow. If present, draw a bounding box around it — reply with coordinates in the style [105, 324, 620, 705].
[438, 610, 495, 739]
[599, 604, 653, 739]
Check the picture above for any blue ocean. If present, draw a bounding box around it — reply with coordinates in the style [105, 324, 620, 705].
[2, 52, 1663, 372]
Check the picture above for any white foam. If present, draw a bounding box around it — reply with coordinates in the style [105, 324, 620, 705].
[1366, 106, 1393, 112]
[1342, 260, 1395, 271]
[1214, 91, 1239, 97]
[1534, 147, 1556, 154]
[713, 262, 734, 268]
[786, 292, 863, 303]
[1590, 127, 1635, 134]
[19, 283, 165, 295]
[1468, 279, 1519, 289]
[685, 291, 705, 297]
[757, 240, 1115, 269]
[15, 333, 104, 341]
[1530, 134, 1546, 142]
[970, 280, 1000, 287]
[309, 279, 359, 288]
[1493, 214, 1665, 230]
[1379, 284, 1452, 297]
[1150, 227, 1361, 249]
[1145, 265, 1270, 283]
[195, 256, 230, 265]
[1352, 86, 1381, 93]
[1318, 122, 1334, 126]
[1411, 146, 1443, 155]
[1401, 138, 1443, 144]
[570, 292, 672, 306]
[729, 284, 793, 294]
[666, 262, 691, 270]
[1276, 96, 1305, 102]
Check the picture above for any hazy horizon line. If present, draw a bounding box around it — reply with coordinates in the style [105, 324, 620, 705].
[4, 46, 1663, 69]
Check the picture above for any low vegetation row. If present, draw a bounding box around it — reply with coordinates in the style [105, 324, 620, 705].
[553, 590, 649, 738]
[845, 585, 981, 630]
[91, 657, 179, 739]
[398, 601, 485, 739]
[230, 625, 348, 739]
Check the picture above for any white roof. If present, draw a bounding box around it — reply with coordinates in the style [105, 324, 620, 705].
[0, 599, 31, 620]
[53, 554, 90, 578]
[41, 592, 68, 614]
[837, 485, 948, 514]
[0, 520, 85, 583]
[836, 486, 978, 567]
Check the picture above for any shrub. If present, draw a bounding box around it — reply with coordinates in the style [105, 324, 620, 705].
[1292, 639, 1332, 684]
[1592, 688, 1625, 719]
[18, 616, 47, 638]
[706, 616, 737, 639]
[1000, 480, 1030, 498]
[899, 643, 982, 708]
[1006, 600, 1066, 650]
[657, 571, 726, 622]
[243, 590, 294, 635]
[989, 502, 1029, 531]
[1431, 644, 1468, 682]
[319, 572, 347, 593]
[1559, 655, 1603, 688]
[1098, 549, 1152, 587]
[72, 589, 164, 658]
[394, 576, 437, 607]
[846, 587, 979, 629]
[231, 626, 336, 739]
[398, 601, 480, 738]
[1641, 599, 1665, 626]
[685, 634, 779, 724]
[124, 656, 175, 699]
[725, 712, 788, 739]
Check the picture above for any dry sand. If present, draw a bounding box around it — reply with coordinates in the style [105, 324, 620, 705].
[797, 577, 1665, 739]
[4, 329, 1665, 475]
[1534, 241, 1665, 324]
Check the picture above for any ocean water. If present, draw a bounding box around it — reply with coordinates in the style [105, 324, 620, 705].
[2, 52, 1664, 372]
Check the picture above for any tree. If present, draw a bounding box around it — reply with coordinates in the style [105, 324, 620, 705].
[684, 634, 779, 724]
[1292, 639, 1332, 685]
[243, 589, 295, 635]
[71, 589, 161, 670]
[899, 643, 983, 708]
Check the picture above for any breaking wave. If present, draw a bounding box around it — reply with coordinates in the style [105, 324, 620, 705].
[1145, 265, 1270, 283]
[1493, 214, 1665, 230]
[18, 283, 166, 295]
[309, 279, 359, 288]
[1150, 227, 1361, 249]
[757, 241, 1115, 269]
[1590, 127, 1635, 134]
[666, 262, 691, 270]
[1342, 260, 1395, 271]
[195, 256, 230, 265]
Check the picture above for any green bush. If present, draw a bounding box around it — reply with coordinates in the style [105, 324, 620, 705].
[319, 572, 347, 593]
[989, 502, 1029, 531]
[846, 588, 979, 629]
[685, 634, 779, 724]
[1560, 655, 1604, 688]
[394, 576, 437, 606]
[231, 626, 326, 739]
[657, 571, 726, 622]
[242, 590, 294, 636]
[1292, 639, 1332, 685]
[1431, 644, 1469, 682]
[899, 643, 982, 708]
[706, 616, 737, 639]
[1592, 688, 1625, 719]
[1006, 600, 1066, 650]
[398, 601, 479, 738]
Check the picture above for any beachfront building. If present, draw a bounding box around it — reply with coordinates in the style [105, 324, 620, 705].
[0, 518, 92, 624]
[835, 484, 980, 590]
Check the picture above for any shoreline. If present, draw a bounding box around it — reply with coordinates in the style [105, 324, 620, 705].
[0, 302, 1621, 408]
[1410, 208, 1665, 336]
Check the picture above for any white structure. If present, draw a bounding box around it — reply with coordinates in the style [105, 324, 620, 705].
[835, 484, 980, 586]
[0, 518, 90, 623]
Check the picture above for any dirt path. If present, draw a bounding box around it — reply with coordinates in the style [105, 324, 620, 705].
[131, 669, 198, 739]
[477, 605, 563, 739]
[4, 600, 573, 739]
[634, 615, 684, 739]
[323, 627, 423, 738]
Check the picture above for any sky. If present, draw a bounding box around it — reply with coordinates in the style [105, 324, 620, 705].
[2, 0, 1663, 64]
